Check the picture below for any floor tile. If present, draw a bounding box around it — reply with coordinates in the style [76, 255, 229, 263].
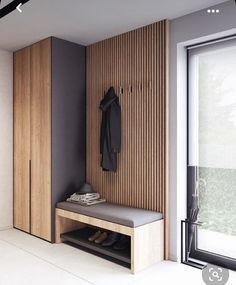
[0, 229, 76, 262]
[0, 239, 92, 285]
[1, 229, 236, 285]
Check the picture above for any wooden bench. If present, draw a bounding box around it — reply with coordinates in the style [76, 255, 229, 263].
[55, 202, 164, 274]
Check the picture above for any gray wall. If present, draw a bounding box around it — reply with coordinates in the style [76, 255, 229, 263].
[51, 38, 86, 241]
[169, 0, 236, 261]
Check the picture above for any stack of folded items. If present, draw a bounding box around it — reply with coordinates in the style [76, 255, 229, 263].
[67, 192, 106, 206]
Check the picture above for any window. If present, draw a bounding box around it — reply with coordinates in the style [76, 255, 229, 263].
[188, 37, 236, 270]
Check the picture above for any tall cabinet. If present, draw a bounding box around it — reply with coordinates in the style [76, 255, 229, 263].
[14, 37, 86, 242]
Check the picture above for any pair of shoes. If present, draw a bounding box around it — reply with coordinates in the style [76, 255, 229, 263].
[102, 232, 131, 250]
[88, 230, 108, 244]
[102, 232, 120, 247]
[113, 235, 130, 250]
[88, 230, 130, 250]
[88, 230, 101, 241]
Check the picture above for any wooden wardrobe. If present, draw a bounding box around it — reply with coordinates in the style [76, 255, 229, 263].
[14, 37, 86, 242]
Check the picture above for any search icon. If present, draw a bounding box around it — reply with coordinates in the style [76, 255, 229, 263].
[202, 264, 229, 285]
[212, 271, 220, 279]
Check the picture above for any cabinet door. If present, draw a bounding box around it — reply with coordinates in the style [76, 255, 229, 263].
[30, 38, 52, 241]
[14, 47, 31, 232]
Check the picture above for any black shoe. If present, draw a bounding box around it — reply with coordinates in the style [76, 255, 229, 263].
[113, 235, 130, 250]
[102, 232, 121, 247]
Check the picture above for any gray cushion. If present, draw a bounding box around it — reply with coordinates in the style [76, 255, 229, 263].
[57, 202, 163, 228]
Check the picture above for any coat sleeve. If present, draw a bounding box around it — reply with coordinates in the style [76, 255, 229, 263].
[110, 101, 121, 153]
[100, 112, 106, 154]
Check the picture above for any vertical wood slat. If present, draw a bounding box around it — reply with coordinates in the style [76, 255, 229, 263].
[86, 20, 169, 258]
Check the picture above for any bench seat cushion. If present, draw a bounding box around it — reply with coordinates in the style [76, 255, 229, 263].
[57, 201, 163, 228]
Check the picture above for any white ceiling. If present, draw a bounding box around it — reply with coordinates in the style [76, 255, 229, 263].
[0, 0, 229, 51]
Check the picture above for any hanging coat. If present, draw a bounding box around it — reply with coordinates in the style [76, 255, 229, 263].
[99, 87, 121, 172]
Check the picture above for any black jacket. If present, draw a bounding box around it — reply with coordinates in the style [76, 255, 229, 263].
[100, 87, 121, 171]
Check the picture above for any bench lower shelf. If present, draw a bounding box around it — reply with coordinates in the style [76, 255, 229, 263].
[61, 227, 131, 265]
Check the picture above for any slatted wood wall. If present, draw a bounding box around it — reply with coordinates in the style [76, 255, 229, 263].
[86, 20, 169, 258]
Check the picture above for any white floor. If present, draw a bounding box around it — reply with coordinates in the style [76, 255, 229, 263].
[0, 229, 235, 285]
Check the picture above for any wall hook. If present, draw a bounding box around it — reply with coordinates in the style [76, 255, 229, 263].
[128, 84, 133, 94]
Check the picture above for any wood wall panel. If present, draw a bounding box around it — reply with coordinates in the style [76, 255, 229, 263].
[14, 47, 31, 233]
[30, 38, 52, 241]
[87, 20, 169, 257]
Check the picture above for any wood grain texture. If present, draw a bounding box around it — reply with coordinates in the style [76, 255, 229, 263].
[13, 47, 31, 233]
[86, 20, 169, 258]
[131, 220, 164, 273]
[55, 213, 85, 243]
[30, 38, 52, 241]
[56, 208, 133, 236]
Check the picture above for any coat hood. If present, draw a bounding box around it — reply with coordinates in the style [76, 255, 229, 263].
[99, 87, 118, 111]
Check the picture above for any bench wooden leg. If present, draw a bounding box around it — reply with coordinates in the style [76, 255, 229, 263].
[55, 209, 86, 243]
[131, 220, 164, 274]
